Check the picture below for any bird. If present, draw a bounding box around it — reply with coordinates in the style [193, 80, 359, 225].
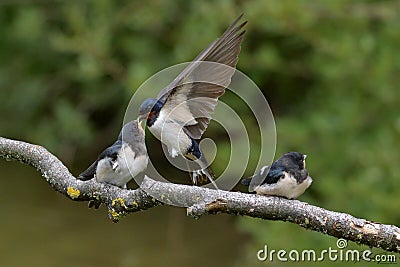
[78, 120, 148, 202]
[241, 152, 312, 199]
[137, 14, 246, 187]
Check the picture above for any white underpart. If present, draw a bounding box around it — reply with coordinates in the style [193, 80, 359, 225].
[96, 143, 148, 187]
[96, 158, 122, 186]
[254, 172, 313, 199]
[150, 108, 192, 157]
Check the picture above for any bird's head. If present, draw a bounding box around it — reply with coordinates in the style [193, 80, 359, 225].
[137, 98, 162, 122]
[282, 152, 307, 170]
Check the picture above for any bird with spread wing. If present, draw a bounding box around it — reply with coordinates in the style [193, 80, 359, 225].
[137, 15, 246, 187]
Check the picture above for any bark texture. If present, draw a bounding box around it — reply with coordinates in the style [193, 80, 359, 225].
[1, 137, 399, 253]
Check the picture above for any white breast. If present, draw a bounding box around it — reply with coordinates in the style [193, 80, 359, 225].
[118, 143, 148, 177]
[96, 144, 148, 187]
[96, 157, 125, 187]
[150, 110, 192, 157]
[255, 173, 313, 199]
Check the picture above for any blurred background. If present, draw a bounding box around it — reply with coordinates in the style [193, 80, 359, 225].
[1, 0, 399, 266]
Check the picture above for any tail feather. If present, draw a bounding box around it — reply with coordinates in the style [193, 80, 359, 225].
[241, 177, 252, 186]
[241, 176, 257, 194]
[78, 160, 98, 181]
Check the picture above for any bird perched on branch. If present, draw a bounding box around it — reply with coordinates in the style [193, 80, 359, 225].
[78, 120, 148, 190]
[241, 152, 312, 199]
[137, 14, 246, 187]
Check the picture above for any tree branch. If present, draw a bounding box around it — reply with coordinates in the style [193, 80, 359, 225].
[0, 137, 161, 222]
[1, 137, 399, 253]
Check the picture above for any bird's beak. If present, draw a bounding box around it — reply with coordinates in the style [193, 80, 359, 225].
[303, 154, 307, 159]
[137, 114, 147, 123]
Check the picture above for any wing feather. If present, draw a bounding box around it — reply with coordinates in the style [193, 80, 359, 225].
[157, 15, 246, 139]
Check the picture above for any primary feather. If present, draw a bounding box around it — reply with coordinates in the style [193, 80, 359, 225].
[156, 14, 247, 139]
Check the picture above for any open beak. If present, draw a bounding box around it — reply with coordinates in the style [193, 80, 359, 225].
[137, 113, 147, 123]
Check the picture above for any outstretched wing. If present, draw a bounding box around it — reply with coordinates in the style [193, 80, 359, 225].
[157, 14, 246, 139]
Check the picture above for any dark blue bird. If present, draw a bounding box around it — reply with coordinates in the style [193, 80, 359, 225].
[241, 152, 312, 199]
[138, 15, 246, 186]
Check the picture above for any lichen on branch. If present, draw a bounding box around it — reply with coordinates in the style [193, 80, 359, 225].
[0, 137, 399, 253]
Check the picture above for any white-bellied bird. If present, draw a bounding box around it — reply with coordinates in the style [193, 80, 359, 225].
[138, 15, 246, 187]
[242, 152, 312, 199]
[78, 120, 148, 189]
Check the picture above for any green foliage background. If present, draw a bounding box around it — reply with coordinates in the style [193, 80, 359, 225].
[0, 0, 399, 266]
